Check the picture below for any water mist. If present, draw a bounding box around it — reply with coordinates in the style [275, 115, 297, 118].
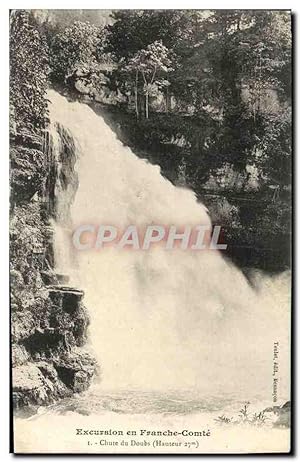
[48, 90, 290, 400]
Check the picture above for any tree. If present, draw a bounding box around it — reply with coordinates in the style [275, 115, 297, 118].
[106, 10, 191, 61]
[105, 10, 191, 116]
[124, 41, 173, 119]
[49, 20, 105, 88]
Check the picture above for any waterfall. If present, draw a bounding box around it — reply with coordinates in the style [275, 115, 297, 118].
[47, 89, 290, 399]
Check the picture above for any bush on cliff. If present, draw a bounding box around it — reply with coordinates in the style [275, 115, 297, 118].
[49, 20, 106, 92]
[10, 10, 49, 134]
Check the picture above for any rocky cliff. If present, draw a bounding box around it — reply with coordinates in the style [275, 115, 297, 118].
[10, 119, 96, 411]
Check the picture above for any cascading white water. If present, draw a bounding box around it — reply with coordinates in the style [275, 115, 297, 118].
[48, 90, 290, 399]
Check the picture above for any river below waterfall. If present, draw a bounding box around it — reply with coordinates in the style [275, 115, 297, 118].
[14, 385, 290, 453]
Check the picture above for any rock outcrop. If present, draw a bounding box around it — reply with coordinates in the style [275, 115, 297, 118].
[264, 401, 291, 428]
[10, 117, 96, 411]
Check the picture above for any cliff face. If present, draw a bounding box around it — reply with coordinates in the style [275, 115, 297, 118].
[10, 121, 96, 411]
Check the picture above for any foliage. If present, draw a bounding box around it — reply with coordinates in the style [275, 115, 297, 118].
[125, 40, 173, 75]
[104, 10, 291, 172]
[215, 402, 268, 427]
[10, 11, 50, 319]
[102, 10, 291, 270]
[123, 40, 173, 118]
[257, 109, 292, 189]
[49, 20, 105, 85]
[10, 10, 50, 206]
[10, 10, 49, 133]
[105, 10, 192, 60]
[214, 415, 232, 424]
[13, 9, 291, 272]
[238, 401, 251, 421]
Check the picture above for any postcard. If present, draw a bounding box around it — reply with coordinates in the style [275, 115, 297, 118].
[10, 9, 292, 454]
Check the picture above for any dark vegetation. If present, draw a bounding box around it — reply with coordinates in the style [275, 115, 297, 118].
[11, 9, 292, 273]
[45, 9, 292, 271]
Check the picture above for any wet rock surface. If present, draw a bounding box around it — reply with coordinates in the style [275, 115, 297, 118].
[11, 121, 97, 410]
[13, 349, 96, 409]
[264, 401, 291, 428]
[12, 274, 96, 409]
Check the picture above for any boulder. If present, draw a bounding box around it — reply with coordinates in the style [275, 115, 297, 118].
[53, 350, 96, 392]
